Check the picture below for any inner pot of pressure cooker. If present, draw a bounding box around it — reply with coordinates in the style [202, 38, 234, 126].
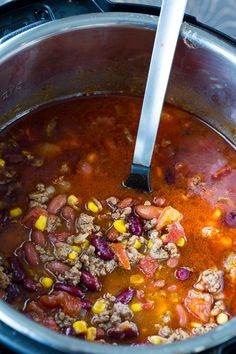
[0, 12, 236, 352]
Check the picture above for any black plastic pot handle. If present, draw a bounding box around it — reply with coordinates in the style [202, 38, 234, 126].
[0, 2, 55, 44]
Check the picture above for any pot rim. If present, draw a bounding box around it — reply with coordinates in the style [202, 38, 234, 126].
[0, 11, 236, 354]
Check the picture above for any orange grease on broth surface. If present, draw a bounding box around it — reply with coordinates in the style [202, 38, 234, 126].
[1, 95, 236, 342]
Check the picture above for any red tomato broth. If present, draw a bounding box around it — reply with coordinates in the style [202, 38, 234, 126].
[0, 95, 236, 344]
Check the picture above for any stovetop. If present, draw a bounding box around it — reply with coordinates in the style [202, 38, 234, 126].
[0, 1, 236, 353]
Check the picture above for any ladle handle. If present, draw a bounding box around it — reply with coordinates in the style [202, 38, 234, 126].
[133, 0, 188, 168]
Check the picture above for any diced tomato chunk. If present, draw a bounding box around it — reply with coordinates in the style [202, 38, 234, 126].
[138, 255, 159, 278]
[42, 318, 60, 332]
[184, 290, 213, 323]
[164, 222, 185, 244]
[176, 303, 188, 327]
[26, 301, 46, 322]
[39, 291, 81, 317]
[142, 300, 155, 310]
[111, 243, 130, 270]
[156, 206, 182, 231]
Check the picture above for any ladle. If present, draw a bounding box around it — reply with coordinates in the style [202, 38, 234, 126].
[124, 0, 188, 192]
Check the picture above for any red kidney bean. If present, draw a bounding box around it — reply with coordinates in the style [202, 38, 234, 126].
[6, 283, 21, 302]
[91, 236, 114, 261]
[47, 194, 67, 214]
[107, 226, 119, 241]
[96, 328, 105, 339]
[0, 209, 9, 228]
[135, 205, 162, 220]
[81, 299, 92, 310]
[9, 257, 25, 283]
[22, 278, 37, 292]
[80, 270, 101, 291]
[165, 168, 175, 185]
[54, 283, 85, 298]
[224, 211, 236, 228]
[175, 267, 191, 280]
[63, 325, 76, 337]
[48, 231, 72, 245]
[167, 257, 179, 268]
[77, 161, 93, 177]
[46, 261, 70, 275]
[4, 153, 23, 164]
[61, 206, 76, 232]
[22, 207, 48, 228]
[128, 214, 142, 236]
[31, 230, 46, 247]
[23, 241, 39, 266]
[117, 198, 133, 209]
[0, 289, 5, 300]
[153, 197, 166, 207]
[176, 303, 188, 327]
[115, 287, 135, 304]
[107, 322, 139, 339]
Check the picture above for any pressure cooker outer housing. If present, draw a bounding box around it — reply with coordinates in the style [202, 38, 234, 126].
[0, 11, 236, 354]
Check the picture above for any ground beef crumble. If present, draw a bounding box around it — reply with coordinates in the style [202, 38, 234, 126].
[92, 293, 133, 330]
[76, 213, 100, 234]
[54, 311, 75, 329]
[80, 245, 117, 277]
[157, 326, 189, 343]
[58, 263, 81, 286]
[35, 245, 55, 263]
[0, 266, 11, 289]
[191, 323, 218, 335]
[224, 253, 236, 281]
[29, 184, 55, 209]
[194, 268, 223, 294]
[46, 215, 62, 233]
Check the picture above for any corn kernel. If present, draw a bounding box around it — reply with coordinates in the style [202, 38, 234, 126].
[130, 274, 144, 286]
[114, 219, 127, 234]
[92, 299, 107, 314]
[68, 195, 79, 208]
[191, 322, 202, 328]
[86, 327, 97, 341]
[148, 335, 164, 345]
[87, 153, 97, 163]
[219, 236, 233, 248]
[35, 215, 47, 231]
[72, 245, 82, 253]
[88, 201, 99, 213]
[147, 239, 154, 249]
[41, 277, 53, 288]
[134, 239, 142, 249]
[72, 320, 88, 334]
[68, 252, 77, 260]
[0, 159, 5, 168]
[177, 237, 185, 247]
[81, 239, 90, 249]
[216, 312, 229, 325]
[212, 208, 222, 220]
[10, 207, 22, 218]
[156, 167, 163, 179]
[130, 303, 142, 312]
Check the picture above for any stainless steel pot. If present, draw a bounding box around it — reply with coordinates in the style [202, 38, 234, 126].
[0, 10, 236, 354]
